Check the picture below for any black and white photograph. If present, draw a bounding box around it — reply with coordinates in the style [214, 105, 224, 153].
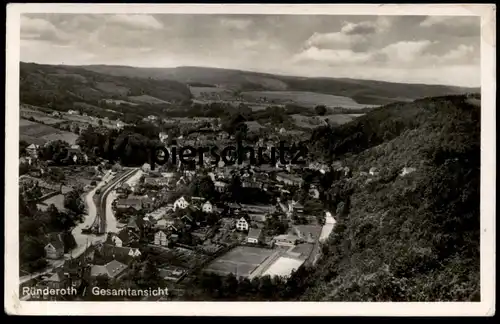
[5, 3, 495, 316]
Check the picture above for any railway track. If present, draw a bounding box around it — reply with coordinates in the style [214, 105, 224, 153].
[89, 168, 138, 234]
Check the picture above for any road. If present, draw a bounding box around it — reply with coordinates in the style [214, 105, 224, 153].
[19, 168, 138, 285]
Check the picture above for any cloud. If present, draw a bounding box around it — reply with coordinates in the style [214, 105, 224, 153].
[21, 16, 57, 34]
[292, 46, 374, 66]
[419, 16, 480, 37]
[341, 21, 377, 35]
[379, 40, 434, 64]
[304, 18, 391, 51]
[20, 15, 72, 45]
[305, 31, 366, 50]
[107, 14, 163, 30]
[220, 18, 252, 30]
[293, 39, 475, 70]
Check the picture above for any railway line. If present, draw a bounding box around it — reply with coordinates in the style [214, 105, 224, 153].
[88, 168, 138, 234]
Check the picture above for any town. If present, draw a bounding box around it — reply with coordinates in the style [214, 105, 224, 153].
[19, 105, 350, 301]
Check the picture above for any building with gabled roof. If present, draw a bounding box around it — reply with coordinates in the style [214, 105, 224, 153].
[90, 260, 128, 279]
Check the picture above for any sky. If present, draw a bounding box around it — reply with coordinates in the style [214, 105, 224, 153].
[20, 14, 481, 87]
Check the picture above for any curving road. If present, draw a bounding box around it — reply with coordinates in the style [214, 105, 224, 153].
[19, 168, 138, 285]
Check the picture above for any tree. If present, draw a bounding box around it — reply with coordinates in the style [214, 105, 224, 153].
[64, 189, 85, 216]
[315, 105, 327, 116]
[190, 175, 217, 201]
[228, 175, 243, 202]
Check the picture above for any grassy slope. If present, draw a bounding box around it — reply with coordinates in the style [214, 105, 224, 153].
[300, 94, 480, 301]
[20, 62, 192, 107]
[79, 65, 479, 105]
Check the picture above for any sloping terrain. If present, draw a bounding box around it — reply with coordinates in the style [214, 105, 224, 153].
[294, 94, 480, 301]
[20, 62, 192, 109]
[80, 65, 478, 105]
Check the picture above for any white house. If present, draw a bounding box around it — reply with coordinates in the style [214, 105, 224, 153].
[111, 235, 123, 247]
[202, 201, 213, 213]
[142, 163, 151, 173]
[128, 248, 142, 258]
[154, 230, 169, 246]
[236, 217, 249, 231]
[173, 196, 189, 210]
[159, 132, 169, 142]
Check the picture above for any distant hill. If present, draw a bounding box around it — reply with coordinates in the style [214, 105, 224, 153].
[79, 65, 479, 105]
[19, 62, 192, 113]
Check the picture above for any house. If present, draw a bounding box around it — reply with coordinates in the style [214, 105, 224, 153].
[400, 167, 417, 176]
[173, 196, 189, 210]
[202, 201, 213, 213]
[90, 260, 128, 279]
[247, 228, 263, 244]
[97, 243, 141, 262]
[45, 269, 70, 289]
[116, 120, 125, 129]
[181, 214, 193, 225]
[144, 177, 170, 187]
[110, 235, 123, 247]
[44, 233, 65, 260]
[276, 173, 303, 187]
[115, 198, 143, 211]
[236, 216, 250, 231]
[116, 183, 131, 196]
[309, 187, 320, 199]
[26, 144, 39, 157]
[369, 167, 379, 176]
[154, 230, 169, 246]
[214, 181, 228, 193]
[288, 200, 304, 215]
[159, 132, 169, 142]
[128, 248, 142, 258]
[126, 217, 142, 233]
[68, 144, 81, 155]
[142, 163, 151, 173]
[141, 196, 155, 210]
[228, 202, 242, 215]
[274, 234, 300, 247]
[117, 228, 140, 246]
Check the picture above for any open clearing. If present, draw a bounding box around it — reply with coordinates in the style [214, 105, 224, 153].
[262, 256, 305, 278]
[291, 113, 364, 128]
[241, 91, 378, 109]
[20, 119, 78, 145]
[204, 246, 277, 278]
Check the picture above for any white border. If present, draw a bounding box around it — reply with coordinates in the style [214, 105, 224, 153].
[5, 3, 496, 316]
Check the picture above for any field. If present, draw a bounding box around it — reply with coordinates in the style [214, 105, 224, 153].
[20, 107, 64, 125]
[128, 95, 170, 104]
[291, 113, 365, 128]
[189, 86, 232, 99]
[20, 119, 79, 145]
[244, 121, 266, 132]
[241, 91, 378, 109]
[204, 246, 277, 278]
[262, 256, 305, 278]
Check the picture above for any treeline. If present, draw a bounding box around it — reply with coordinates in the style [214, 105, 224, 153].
[76, 122, 163, 167]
